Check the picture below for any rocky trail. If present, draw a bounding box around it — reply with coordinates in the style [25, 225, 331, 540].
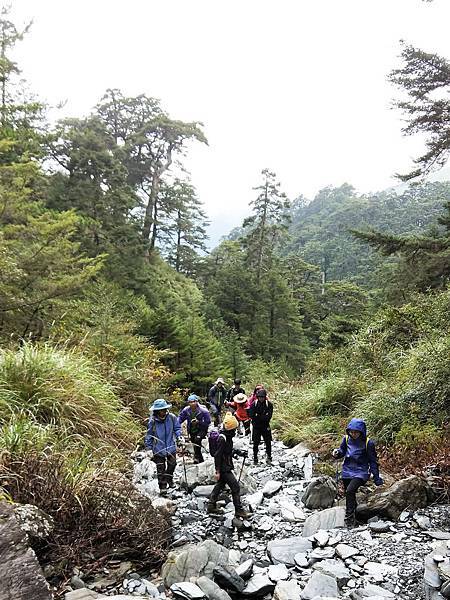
[3, 436, 449, 600]
[69, 435, 450, 600]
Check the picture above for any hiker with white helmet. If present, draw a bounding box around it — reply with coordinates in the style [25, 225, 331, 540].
[207, 412, 250, 518]
[144, 398, 183, 495]
[178, 393, 211, 463]
[208, 377, 228, 426]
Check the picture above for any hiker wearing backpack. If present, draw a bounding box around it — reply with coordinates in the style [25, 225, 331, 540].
[144, 398, 184, 495]
[332, 418, 383, 528]
[208, 377, 228, 426]
[226, 378, 246, 402]
[178, 393, 211, 463]
[207, 412, 251, 518]
[247, 383, 265, 407]
[225, 392, 251, 436]
[248, 388, 273, 465]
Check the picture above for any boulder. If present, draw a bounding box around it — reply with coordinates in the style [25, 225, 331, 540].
[300, 571, 338, 599]
[0, 501, 52, 600]
[161, 539, 236, 587]
[268, 563, 290, 582]
[267, 536, 313, 566]
[312, 558, 351, 587]
[273, 579, 302, 600]
[213, 565, 245, 592]
[302, 507, 345, 536]
[356, 475, 434, 521]
[235, 559, 254, 579]
[196, 576, 232, 600]
[301, 476, 337, 510]
[262, 480, 283, 498]
[241, 573, 276, 596]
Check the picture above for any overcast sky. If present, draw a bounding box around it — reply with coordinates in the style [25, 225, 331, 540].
[11, 0, 450, 244]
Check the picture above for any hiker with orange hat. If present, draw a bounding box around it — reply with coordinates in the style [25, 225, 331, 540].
[207, 412, 250, 518]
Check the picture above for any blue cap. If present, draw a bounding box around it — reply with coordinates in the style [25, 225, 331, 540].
[151, 398, 172, 411]
[187, 394, 200, 402]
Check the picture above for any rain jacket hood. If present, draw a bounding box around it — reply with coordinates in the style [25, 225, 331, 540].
[346, 418, 367, 438]
[337, 418, 380, 482]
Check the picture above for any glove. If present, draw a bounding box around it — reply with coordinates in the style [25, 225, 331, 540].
[332, 449, 340, 458]
[374, 477, 384, 486]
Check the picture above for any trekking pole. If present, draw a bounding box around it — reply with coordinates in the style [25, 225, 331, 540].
[238, 454, 246, 482]
[181, 448, 189, 491]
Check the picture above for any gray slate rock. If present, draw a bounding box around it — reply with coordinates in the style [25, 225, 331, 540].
[349, 582, 396, 598]
[268, 563, 290, 582]
[161, 539, 232, 587]
[193, 485, 215, 497]
[241, 573, 276, 596]
[170, 581, 207, 599]
[335, 543, 359, 560]
[302, 476, 337, 510]
[300, 571, 338, 599]
[267, 536, 313, 566]
[0, 501, 52, 600]
[273, 579, 302, 600]
[235, 559, 254, 580]
[302, 507, 345, 537]
[356, 475, 434, 521]
[213, 566, 245, 593]
[312, 558, 351, 587]
[196, 576, 232, 600]
[262, 480, 283, 498]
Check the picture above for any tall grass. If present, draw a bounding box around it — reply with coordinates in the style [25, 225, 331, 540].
[274, 288, 450, 456]
[0, 343, 140, 450]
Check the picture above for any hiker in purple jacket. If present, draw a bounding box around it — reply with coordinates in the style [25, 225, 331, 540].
[178, 394, 211, 463]
[332, 418, 383, 527]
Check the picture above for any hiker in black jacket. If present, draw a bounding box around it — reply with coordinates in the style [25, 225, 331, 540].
[207, 412, 250, 518]
[248, 388, 273, 465]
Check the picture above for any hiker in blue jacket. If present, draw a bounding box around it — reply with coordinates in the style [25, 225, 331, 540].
[332, 418, 384, 527]
[178, 394, 211, 464]
[145, 398, 183, 495]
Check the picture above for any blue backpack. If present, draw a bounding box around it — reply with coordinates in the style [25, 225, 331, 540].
[208, 428, 225, 456]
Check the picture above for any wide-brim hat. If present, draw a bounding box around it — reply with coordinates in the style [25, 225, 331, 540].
[151, 398, 172, 411]
[234, 393, 247, 404]
[187, 394, 200, 402]
[215, 377, 225, 385]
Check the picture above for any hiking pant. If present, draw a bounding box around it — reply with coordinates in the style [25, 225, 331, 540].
[190, 432, 205, 463]
[253, 425, 272, 460]
[210, 403, 222, 427]
[153, 453, 177, 489]
[241, 419, 251, 436]
[209, 471, 242, 510]
[342, 477, 365, 518]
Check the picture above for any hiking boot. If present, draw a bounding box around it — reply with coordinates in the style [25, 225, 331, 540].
[207, 503, 223, 515]
[159, 488, 168, 497]
[345, 514, 356, 529]
[235, 507, 251, 519]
